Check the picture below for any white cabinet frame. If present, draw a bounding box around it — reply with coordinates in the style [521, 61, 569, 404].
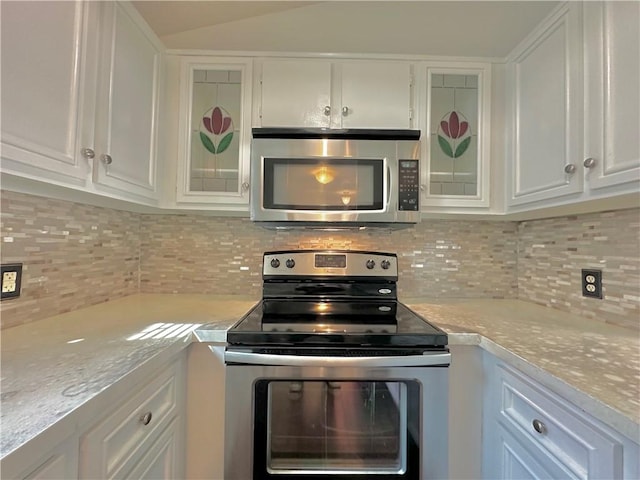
[421, 62, 492, 209]
[176, 57, 253, 206]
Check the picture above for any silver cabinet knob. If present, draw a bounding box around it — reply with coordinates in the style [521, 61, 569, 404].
[81, 148, 95, 160]
[583, 157, 596, 169]
[564, 163, 576, 174]
[139, 412, 152, 425]
[532, 419, 546, 435]
[101, 154, 113, 166]
[323, 105, 331, 116]
[241, 182, 250, 191]
[342, 106, 349, 116]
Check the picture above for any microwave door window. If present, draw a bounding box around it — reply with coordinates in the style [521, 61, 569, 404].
[264, 158, 384, 210]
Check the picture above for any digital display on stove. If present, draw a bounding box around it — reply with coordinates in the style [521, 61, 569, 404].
[314, 254, 346, 268]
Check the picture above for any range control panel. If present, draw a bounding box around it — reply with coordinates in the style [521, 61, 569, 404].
[263, 250, 398, 278]
[398, 159, 419, 211]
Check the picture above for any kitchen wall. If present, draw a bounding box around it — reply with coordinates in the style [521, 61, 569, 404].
[139, 214, 518, 299]
[518, 209, 640, 330]
[0, 191, 140, 329]
[1, 190, 638, 331]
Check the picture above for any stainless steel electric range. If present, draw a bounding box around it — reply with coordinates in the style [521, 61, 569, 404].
[223, 250, 450, 480]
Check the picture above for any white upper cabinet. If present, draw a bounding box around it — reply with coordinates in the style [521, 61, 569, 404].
[255, 59, 413, 129]
[92, 2, 162, 202]
[175, 57, 252, 207]
[339, 62, 412, 129]
[421, 63, 492, 210]
[583, 1, 640, 192]
[259, 60, 331, 128]
[0, 0, 96, 185]
[0, 1, 162, 205]
[506, 1, 639, 213]
[506, 2, 584, 208]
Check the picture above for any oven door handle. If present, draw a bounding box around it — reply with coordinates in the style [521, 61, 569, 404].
[224, 350, 451, 367]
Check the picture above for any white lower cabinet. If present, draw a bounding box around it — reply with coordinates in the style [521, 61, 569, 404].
[78, 357, 185, 479]
[1, 433, 79, 480]
[124, 418, 181, 480]
[483, 353, 638, 480]
[0, 356, 185, 480]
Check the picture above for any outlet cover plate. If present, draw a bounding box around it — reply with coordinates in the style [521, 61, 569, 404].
[1, 263, 23, 300]
[582, 269, 603, 299]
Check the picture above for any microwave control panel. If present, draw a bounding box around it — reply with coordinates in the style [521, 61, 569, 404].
[398, 160, 419, 211]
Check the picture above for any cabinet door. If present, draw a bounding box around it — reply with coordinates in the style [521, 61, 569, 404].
[93, 2, 161, 202]
[0, 0, 95, 183]
[583, 1, 640, 191]
[340, 62, 412, 129]
[124, 420, 181, 480]
[507, 3, 584, 207]
[22, 441, 79, 480]
[422, 64, 491, 209]
[79, 358, 184, 479]
[0, 430, 79, 480]
[176, 57, 252, 205]
[259, 60, 332, 128]
[496, 426, 578, 480]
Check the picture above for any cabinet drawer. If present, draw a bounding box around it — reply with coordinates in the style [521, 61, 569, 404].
[79, 361, 180, 479]
[497, 365, 623, 479]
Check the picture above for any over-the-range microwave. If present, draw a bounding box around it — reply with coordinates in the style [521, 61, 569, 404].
[250, 128, 421, 229]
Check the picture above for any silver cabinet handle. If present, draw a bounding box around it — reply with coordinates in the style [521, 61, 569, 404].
[564, 164, 576, 174]
[583, 157, 596, 169]
[342, 106, 349, 116]
[81, 148, 95, 160]
[139, 412, 152, 425]
[532, 419, 546, 434]
[241, 182, 250, 191]
[101, 154, 113, 166]
[323, 105, 331, 116]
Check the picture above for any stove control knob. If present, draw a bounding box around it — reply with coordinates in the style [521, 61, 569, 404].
[381, 260, 391, 270]
[286, 258, 295, 269]
[270, 258, 280, 268]
[366, 259, 376, 269]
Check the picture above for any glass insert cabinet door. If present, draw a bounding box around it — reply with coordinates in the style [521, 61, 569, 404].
[177, 57, 252, 205]
[423, 65, 491, 208]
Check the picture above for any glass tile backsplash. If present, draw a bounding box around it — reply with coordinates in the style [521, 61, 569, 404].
[1, 190, 637, 330]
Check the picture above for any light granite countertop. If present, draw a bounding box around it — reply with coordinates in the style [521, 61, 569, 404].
[1, 294, 638, 459]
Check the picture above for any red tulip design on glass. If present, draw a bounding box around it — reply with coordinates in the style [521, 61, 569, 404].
[200, 106, 234, 154]
[437, 111, 471, 158]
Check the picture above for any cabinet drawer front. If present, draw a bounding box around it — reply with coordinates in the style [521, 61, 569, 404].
[497, 365, 623, 479]
[80, 362, 180, 478]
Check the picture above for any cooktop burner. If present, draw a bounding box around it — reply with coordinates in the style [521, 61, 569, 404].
[227, 300, 447, 348]
[225, 250, 447, 350]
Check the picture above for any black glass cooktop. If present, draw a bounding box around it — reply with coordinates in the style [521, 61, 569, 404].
[226, 301, 448, 348]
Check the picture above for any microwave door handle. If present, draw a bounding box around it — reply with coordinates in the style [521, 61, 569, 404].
[224, 350, 451, 367]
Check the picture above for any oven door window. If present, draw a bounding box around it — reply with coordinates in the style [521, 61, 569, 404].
[254, 380, 419, 477]
[263, 158, 385, 211]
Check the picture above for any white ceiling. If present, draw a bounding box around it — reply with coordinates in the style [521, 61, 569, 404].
[132, 1, 560, 58]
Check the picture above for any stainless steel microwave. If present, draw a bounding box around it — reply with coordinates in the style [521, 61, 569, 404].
[250, 128, 421, 228]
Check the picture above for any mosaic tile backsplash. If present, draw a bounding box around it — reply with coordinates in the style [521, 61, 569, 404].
[517, 209, 640, 330]
[139, 215, 518, 299]
[1, 190, 638, 330]
[0, 191, 140, 329]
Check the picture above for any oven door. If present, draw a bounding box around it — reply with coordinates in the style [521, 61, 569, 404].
[223, 351, 449, 480]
